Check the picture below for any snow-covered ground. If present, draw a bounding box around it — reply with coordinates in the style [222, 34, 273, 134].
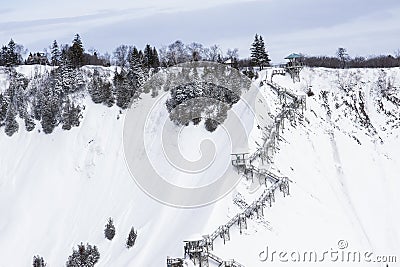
[0, 66, 399, 266]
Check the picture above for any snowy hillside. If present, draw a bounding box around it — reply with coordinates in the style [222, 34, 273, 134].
[0, 66, 399, 266]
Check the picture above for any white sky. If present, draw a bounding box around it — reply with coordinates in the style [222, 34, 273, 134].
[1, 0, 400, 63]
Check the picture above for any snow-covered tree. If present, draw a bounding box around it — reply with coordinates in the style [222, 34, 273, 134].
[32, 255, 46, 267]
[126, 227, 137, 248]
[128, 46, 146, 88]
[24, 114, 35, 132]
[114, 69, 132, 109]
[104, 218, 116, 240]
[4, 103, 18, 136]
[66, 243, 100, 267]
[0, 93, 8, 123]
[251, 34, 270, 69]
[61, 98, 82, 130]
[50, 40, 61, 66]
[3, 39, 23, 67]
[205, 118, 219, 132]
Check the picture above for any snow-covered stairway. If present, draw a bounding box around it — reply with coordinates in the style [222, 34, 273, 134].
[167, 79, 304, 267]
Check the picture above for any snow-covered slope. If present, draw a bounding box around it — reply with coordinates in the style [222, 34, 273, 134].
[213, 67, 400, 267]
[0, 66, 399, 266]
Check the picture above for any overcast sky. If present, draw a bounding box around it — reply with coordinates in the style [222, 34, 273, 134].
[1, 0, 400, 63]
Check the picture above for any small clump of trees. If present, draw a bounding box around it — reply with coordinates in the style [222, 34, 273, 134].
[164, 64, 246, 132]
[66, 243, 100, 267]
[32, 255, 46, 267]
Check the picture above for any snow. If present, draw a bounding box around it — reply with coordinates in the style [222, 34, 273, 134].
[0, 65, 399, 266]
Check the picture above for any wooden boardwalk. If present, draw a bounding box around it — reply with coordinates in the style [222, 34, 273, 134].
[167, 80, 305, 267]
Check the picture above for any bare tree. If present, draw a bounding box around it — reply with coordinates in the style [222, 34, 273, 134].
[113, 45, 129, 68]
[186, 42, 204, 61]
[204, 44, 222, 62]
[167, 40, 189, 65]
[394, 49, 400, 59]
[226, 48, 239, 61]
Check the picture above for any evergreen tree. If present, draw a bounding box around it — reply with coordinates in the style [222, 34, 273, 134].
[69, 34, 84, 68]
[143, 44, 153, 69]
[61, 98, 82, 130]
[258, 36, 271, 68]
[71, 69, 85, 92]
[53, 59, 75, 95]
[24, 114, 35, 132]
[126, 227, 137, 248]
[104, 218, 116, 240]
[128, 47, 146, 88]
[40, 78, 61, 134]
[50, 40, 61, 66]
[66, 243, 100, 267]
[0, 93, 9, 123]
[89, 69, 114, 107]
[70, 102, 82, 128]
[336, 47, 349, 69]
[4, 103, 19, 136]
[204, 118, 219, 132]
[6, 39, 22, 66]
[152, 47, 160, 70]
[0, 46, 7, 66]
[250, 34, 260, 66]
[102, 79, 114, 107]
[88, 69, 103, 104]
[250, 34, 270, 69]
[114, 69, 131, 109]
[61, 98, 72, 130]
[32, 255, 46, 267]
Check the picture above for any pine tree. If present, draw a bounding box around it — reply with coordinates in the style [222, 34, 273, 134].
[152, 47, 160, 70]
[250, 34, 260, 67]
[250, 34, 270, 69]
[50, 40, 61, 66]
[69, 34, 84, 68]
[61, 98, 72, 130]
[143, 44, 153, 69]
[71, 69, 85, 92]
[102, 79, 114, 107]
[126, 227, 137, 248]
[128, 47, 146, 89]
[40, 81, 60, 134]
[4, 103, 19, 136]
[70, 102, 82, 128]
[114, 69, 131, 109]
[6, 39, 21, 67]
[32, 255, 46, 267]
[104, 217, 116, 240]
[258, 36, 271, 68]
[88, 69, 103, 104]
[61, 98, 82, 130]
[0, 93, 8, 123]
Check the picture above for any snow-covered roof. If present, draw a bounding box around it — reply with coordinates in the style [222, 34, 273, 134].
[224, 59, 233, 64]
[284, 53, 302, 59]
